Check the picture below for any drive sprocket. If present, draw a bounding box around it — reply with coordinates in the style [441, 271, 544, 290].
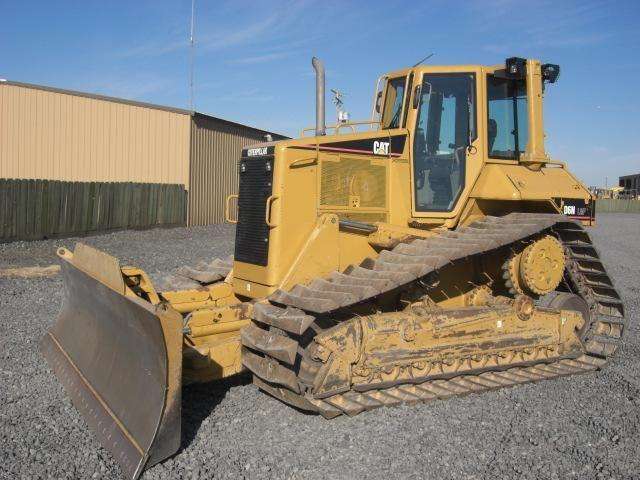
[503, 235, 565, 297]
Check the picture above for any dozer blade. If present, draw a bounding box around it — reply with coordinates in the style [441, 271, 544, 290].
[41, 244, 183, 479]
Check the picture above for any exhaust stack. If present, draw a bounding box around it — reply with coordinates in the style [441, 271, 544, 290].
[312, 57, 326, 136]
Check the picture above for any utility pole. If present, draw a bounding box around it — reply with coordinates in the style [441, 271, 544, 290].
[189, 0, 195, 111]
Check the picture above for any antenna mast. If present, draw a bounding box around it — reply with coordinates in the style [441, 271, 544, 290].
[189, 0, 195, 111]
[331, 89, 349, 123]
[412, 52, 434, 67]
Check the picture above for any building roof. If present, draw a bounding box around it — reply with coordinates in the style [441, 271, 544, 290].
[0, 79, 287, 139]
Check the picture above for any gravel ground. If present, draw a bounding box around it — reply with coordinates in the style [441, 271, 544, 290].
[1, 214, 638, 480]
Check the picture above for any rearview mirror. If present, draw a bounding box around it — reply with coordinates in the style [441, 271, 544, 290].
[413, 82, 432, 108]
[468, 95, 473, 146]
[466, 92, 475, 152]
[375, 91, 383, 113]
[412, 85, 421, 108]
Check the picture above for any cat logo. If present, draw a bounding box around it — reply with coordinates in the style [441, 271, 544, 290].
[373, 140, 390, 156]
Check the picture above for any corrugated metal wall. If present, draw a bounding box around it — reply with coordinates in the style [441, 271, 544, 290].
[0, 82, 191, 185]
[188, 114, 276, 225]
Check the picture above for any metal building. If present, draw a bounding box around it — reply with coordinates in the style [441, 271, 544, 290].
[619, 173, 640, 197]
[0, 80, 285, 240]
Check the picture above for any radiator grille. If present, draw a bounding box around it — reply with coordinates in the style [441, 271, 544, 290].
[234, 156, 273, 266]
[320, 157, 386, 208]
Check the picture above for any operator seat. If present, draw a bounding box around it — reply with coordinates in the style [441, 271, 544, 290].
[488, 118, 498, 152]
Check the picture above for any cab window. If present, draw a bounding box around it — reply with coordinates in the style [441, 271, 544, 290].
[487, 75, 528, 159]
[381, 76, 406, 129]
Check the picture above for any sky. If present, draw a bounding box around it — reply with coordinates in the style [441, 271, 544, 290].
[1, 0, 639, 187]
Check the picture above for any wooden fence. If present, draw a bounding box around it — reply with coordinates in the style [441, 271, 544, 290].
[596, 199, 640, 213]
[0, 179, 187, 241]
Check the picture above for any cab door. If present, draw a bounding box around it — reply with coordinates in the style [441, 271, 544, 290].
[410, 71, 480, 219]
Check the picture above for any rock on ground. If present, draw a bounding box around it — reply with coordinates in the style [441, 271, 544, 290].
[0, 214, 638, 480]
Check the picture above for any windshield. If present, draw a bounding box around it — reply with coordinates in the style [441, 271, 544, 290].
[381, 76, 406, 129]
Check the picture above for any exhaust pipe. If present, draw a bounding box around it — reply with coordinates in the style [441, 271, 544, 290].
[312, 57, 326, 136]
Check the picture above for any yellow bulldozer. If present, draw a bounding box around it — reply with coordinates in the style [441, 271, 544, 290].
[42, 57, 625, 479]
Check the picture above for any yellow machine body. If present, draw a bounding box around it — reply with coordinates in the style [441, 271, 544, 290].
[231, 59, 592, 298]
[43, 58, 618, 480]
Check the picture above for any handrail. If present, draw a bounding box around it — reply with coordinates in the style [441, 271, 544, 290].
[265, 195, 280, 227]
[289, 157, 317, 168]
[338, 219, 378, 234]
[301, 120, 381, 137]
[225, 194, 238, 224]
[542, 159, 567, 168]
[335, 123, 357, 134]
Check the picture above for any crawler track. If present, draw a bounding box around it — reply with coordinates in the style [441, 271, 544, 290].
[241, 213, 625, 417]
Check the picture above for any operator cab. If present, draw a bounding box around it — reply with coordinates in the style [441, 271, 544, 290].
[377, 57, 560, 218]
